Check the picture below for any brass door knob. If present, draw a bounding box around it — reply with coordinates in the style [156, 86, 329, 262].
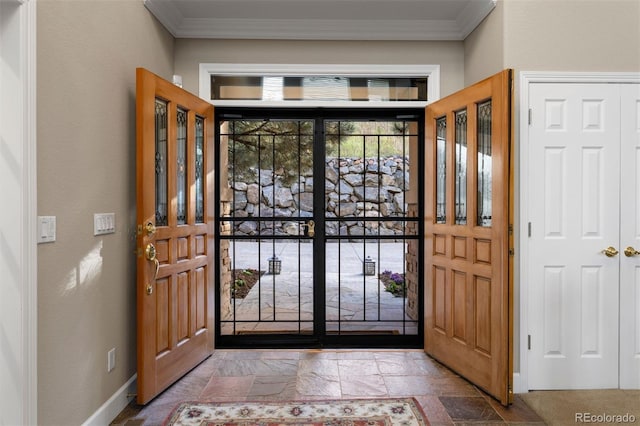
[624, 246, 640, 257]
[602, 246, 619, 257]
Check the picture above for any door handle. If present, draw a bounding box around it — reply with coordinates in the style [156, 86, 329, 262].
[624, 246, 640, 257]
[601, 246, 619, 257]
[145, 243, 159, 295]
[300, 220, 315, 237]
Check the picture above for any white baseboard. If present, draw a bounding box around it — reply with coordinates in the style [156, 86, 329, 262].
[513, 372, 527, 394]
[82, 374, 137, 426]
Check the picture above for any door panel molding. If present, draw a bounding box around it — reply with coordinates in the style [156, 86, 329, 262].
[519, 72, 640, 393]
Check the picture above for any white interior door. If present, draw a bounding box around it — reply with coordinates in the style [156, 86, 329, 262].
[528, 83, 622, 389]
[620, 84, 640, 389]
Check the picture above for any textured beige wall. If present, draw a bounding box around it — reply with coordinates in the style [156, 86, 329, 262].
[174, 39, 465, 98]
[464, 1, 505, 86]
[36, 1, 173, 424]
[504, 0, 640, 73]
[464, 0, 640, 84]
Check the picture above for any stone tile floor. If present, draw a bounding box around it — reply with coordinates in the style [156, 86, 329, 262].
[111, 349, 544, 426]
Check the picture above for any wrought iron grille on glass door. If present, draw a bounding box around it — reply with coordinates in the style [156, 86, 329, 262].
[324, 120, 420, 337]
[218, 118, 316, 337]
[216, 110, 422, 344]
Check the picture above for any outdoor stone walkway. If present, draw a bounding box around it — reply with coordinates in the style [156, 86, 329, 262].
[221, 241, 418, 335]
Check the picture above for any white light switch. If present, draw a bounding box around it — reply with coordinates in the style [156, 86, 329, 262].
[37, 216, 56, 243]
[94, 213, 116, 236]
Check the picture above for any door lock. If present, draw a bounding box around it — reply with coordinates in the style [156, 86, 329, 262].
[137, 222, 157, 236]
[145, 222, 156, 235]
[300, 220, 315, 237]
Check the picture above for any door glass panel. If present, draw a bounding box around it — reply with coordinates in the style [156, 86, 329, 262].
[324, 119, 419, 335]
[222, 240, 314, 335]
[218, 112, 422, 344]
[455, 110, 467, 225]
[477, 100, 492, 227]
[219, 118, 315, 336]
[195, 116, 204, 223]
[176, 108, 188, 225]
[436, 117, 447, 224]
[155, 99, 168, 226]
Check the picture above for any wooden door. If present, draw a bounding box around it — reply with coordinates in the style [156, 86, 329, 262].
[136, 68, 215, 404]
[424, 70, 513, 404]
[527, 83, 621, 389]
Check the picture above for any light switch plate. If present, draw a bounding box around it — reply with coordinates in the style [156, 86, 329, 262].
[37, 216, 56, 243]
[94, 213, 116, 236]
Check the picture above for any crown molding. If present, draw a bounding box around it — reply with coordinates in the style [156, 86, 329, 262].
[456, 0, 496, 40]
[144, 0, 495, 41]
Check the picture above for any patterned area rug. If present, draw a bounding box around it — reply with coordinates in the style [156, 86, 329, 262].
[163, 398, 430, 425]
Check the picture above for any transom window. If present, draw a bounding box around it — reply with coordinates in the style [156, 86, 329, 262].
[198, 64, 440, 107]
[211, 75, 428, 102]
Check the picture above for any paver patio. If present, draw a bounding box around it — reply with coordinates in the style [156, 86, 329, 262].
[221, 241, 418, 335]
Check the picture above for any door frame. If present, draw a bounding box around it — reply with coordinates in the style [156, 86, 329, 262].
[213, 107, 425, 348]
[518, 71, 640, 393]
[0, 0, 38, 424]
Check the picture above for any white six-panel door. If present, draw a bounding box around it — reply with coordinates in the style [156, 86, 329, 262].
[528, 83, 621, 389]
[620, 85, 640, 389]
[528, 82, 640, 389]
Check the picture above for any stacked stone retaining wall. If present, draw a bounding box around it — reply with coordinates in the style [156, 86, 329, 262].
[230, 156, 410, 237]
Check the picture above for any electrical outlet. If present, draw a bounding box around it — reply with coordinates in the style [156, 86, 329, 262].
[107, 348, 116, 372]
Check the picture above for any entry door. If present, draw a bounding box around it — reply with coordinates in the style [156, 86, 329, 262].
[528, 82, 640, 389]
[424, 70, 513, 405]
[135, 68, 215, 404]
[216, 110, 422, 347]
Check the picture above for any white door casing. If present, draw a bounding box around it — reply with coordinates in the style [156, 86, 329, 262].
[620, 84, 640, 389]
[0, 1, 38, 424]
[525, 79, 640, 390]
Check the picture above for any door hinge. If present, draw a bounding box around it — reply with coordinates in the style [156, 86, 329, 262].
[528, 222, 532, 237]
[528, 108, 532, 125]
[528, 334, 531, 350]
[508, 224, 513, 235]
[509, 248, 515, 256]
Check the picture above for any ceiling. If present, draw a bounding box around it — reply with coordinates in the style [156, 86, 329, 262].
[144, 0, 496, 41]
